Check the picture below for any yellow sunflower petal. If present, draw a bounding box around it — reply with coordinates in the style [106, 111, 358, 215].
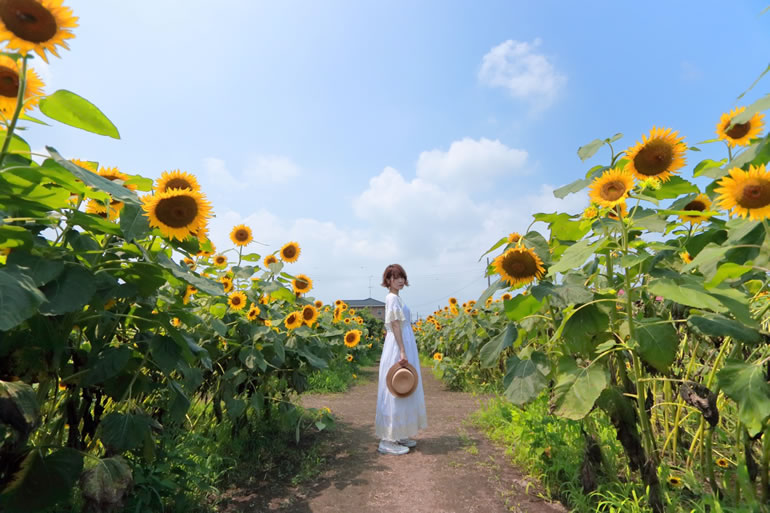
[715, 164, 770, 221]
[292, 274, 313, 294]
[142, 188, 212, 241]
[588, 168, 635, 208]
[625, 126, 687, 182]
[230, 224, 253, 247]
[227, 291, 247, 311]
[493, 246, 545, 288]
[155, 169, 201, 193]
[0, 55, 44, 116]
[0, 0, 78, 63]
[280, 241, 301, 263]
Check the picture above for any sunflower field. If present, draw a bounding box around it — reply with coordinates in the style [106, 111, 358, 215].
[418, 77, 770, 510]
[0, 2, 381, 512]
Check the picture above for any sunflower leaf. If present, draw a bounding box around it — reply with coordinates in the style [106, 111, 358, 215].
[45, 150, 139, 205]
[39, 89, 120, 139]
[731, 93, 770, 125]
[548, 239, 606, 276]
[645, 176, 699, 199]
[577, 138, 605, 161]
[693, 158, 727, 178]
[553, 177, 591, 199]
[551, 357, 609, 420]
[0, 448, 83, 512]
[0, 131, 31, 159]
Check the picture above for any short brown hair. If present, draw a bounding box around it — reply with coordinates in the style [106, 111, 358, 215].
[382, 264, 409, 288]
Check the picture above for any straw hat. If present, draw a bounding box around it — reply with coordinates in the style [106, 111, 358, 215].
[386, 361, 418, 398]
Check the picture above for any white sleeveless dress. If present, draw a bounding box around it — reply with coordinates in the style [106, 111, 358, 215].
[375, 292, 428, 441]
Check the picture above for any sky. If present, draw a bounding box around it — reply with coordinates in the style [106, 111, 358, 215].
[22, 1, 770, 317]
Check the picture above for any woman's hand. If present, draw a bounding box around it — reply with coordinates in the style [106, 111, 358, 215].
[399, 349, 407, 363]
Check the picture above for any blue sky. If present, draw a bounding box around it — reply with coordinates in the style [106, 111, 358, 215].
[23, 1, 770, 315]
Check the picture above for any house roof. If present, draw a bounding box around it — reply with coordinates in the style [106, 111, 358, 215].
[343, 297, 386, 307]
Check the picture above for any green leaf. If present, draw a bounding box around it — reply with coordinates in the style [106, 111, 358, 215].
[80, 457, 132, 507]
[0, 226, 33, 250]
[635, 318, 678, 372]
[732, 93, 770, 124]
[523, 230, 552, 265]
[210, 303, 227, 318]
[39, 90, 120, 139]
[5, 253, 64, 286]
[0, 131, 31, 159]
[577, 138, 604, 161]
[718, 360, 770, 436]
[688, 314, 762, 345]
[98, 412, 152, 452]
[269, 285, 296, 303]
[504, 294, 544, 321]
[0, 381, 39, 437]
[45, 151, 138, 204]
[553, 177, 591, 199]
[119, 202, 150, 241]
[479, 324, 518, 368]
[693, 158, 728, 178]
[239, 346, 267, 372]
[0, 448, 83, 513]
[0, 268, 46, 330]
[476, 278, 507, 306]
[705, 262, 753, 288]
[563, 303, 609, 357]
[38, 264, 96, 315]
[150, 335, 183, 374]
[531, 280, 594, 306]
[151, 251, 222, 296]
[548, 239, 606, 276]
[503, 352, 549, 405]
[737, 62, 770, 100]
[551, 357, 609, 420]
[81, 346, 132, 387]
[295, 344, 328, 370]
[646, 176, 699, 199]
[647, 277, 727, 313]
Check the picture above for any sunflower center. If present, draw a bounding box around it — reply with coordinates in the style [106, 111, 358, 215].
[234, 229, 249, 241]
[231, 296, 242, 305]
[633, 139, 674, 176]
[683, 200, 706, 212]
[502, 251, 537, 278]
[155, 195, 199, 228]
[303, 309, 314, 321]
[0, 0, 58, 43]
[738, 178, 770, 209]
[0, 65, 19, 98]
[599, 180, 628, 201]
[164, 178, 193, 191]
[295, 279, 308, 290]
[283, 246, 296, 259]
[725, 120, 751, 140]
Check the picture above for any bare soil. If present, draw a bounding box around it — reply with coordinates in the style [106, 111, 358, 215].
[220, 365, 567, 513]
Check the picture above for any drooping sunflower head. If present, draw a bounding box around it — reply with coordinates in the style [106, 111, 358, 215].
[589, 168, 635, 208]
[678, 194, 712, 224]
[141, 188, 212, 241]
[493, 246, 545, 288]
[213, 254, 228, 268]
[155, 169, 200, 194]
[230, 224, 253, 247]
[625, 126, 687, 182]
[507, 232, 522, 244]
[302, 304, 319, 326]
[0, 55, 44, 115]
[263, 254, 278, 267]
[717, 107, 765, 148]
[284, 311, 302, 330]
[292, 274, 313, 294]
[0, 0, 78, 62]
[280, 241, 300, 263]
[228, 291, 247, 310]
[344, 329, 361, 348]
[314, 299, 323, 308]
[715, 164, 770, 221]
[247, 305, 260, 321]
[433, 352, 443, 361]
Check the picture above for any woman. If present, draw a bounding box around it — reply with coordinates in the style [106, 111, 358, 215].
[375, 263, 428, 455]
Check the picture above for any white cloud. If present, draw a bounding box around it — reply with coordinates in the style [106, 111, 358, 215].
[416, 137, 528, 190]
[479, 38, 566, 111]
[244, 155, 300, 183]
[202, 157, 238, 187]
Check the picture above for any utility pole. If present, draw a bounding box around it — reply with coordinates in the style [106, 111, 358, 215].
[486, 257, 491, 286]
[368, 275, 373, 298]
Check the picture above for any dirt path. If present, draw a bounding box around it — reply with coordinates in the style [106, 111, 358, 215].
[225, 366, 567, 513]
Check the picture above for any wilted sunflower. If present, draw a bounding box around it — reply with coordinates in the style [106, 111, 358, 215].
[246, 305, 260, 321]
[280, 241, 300, 262]
[301, 304, 319, 326]
[678, 194, 712, 224]
[346, 354, 353, 362]
[314, 299, 323, 308]
[0, 0, 77, 62]
[213, 254, 227, 268]
[625, 126, 687, 182]
[142, 188, 212, 241]
[292, 274, 313, 294]
[155, 169, 200, 193]
[0, 55, 44, 116]
[230, 224, 253, 247]
[433, 352, 443, 361]
[716, 106, 765, 147]
[715, 164, 770, 221]
[263, 254, 278, 267]
[589, 168, 635, 208]
[344, 330, 361, 348]
[715, 458, 730, 469]
[493, 246, 545, 288]
[507, 232, 522, 244]
[228, 291, 247, 311]
[284, 311, 302, 330]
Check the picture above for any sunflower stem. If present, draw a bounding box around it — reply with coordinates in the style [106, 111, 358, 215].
[0, 56, 28, 167]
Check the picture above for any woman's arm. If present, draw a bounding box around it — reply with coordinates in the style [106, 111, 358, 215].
[390, 319, 408, 363]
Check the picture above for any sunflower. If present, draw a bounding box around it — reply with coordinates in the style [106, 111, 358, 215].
[343, 318, 351, 324]
[433, 352, 443, 361]
[589, 168, 635, 208]
[155, 169, 200, 194]
[228, 291, 247, 310]
[0, 55, 44, 116]
[344, 330, 361, 348]
[292, 274, 313, 294]
[501, 293, 512, 301]
[171, 317, 181, 327]
[142, 188, 212, 241]
[493, 246, 545, 288]
[346, 354, 353, 362]
[314, 299, 323, 308]
[220, 276, 233, 293]
[213, 254, 228, 268]
[349, 308, 356, 315]
[715, 458, 730, 469]
[678, 194, 712, 224]
[715, 164, 770, 221]
[183, 257, 196, 270]
[448, 297, 458, 305]
[334, 299, 343, 307]
[680, 251, 692, 264]
[247, 305, 260, 321]
[263, 254, 278, 267]
[197, 239, 215, 257]
[230, 224, 253, 247]
[301, 304, 319, 326]
[625, 127, 687, 182]
[280, 241, 300, 263]
[340, 303, 348, 311]
[716, 107, 765, 147]
[666, 476, 683, 488]
[582, 206, 598, 220]
[284, 311, 302, 330]
[507, 232, 521, 244]
[607, 202, 628, 220]
[85, 199, 119, 220]
[0, 0, 78, 63]
[264, 319, 273, 327]
[70, 158, 96, 172]
[259, 295, 270, 305]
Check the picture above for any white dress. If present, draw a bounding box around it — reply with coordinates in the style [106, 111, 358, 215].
[375, 292, 428, 441]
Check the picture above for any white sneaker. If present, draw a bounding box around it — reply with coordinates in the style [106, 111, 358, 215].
[378, 439, 409, 455]
[397, 438, 417, 448]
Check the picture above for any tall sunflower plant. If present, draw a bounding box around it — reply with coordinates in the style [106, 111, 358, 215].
[0, 3, 336, 511]
[420, 94, 770, 510]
